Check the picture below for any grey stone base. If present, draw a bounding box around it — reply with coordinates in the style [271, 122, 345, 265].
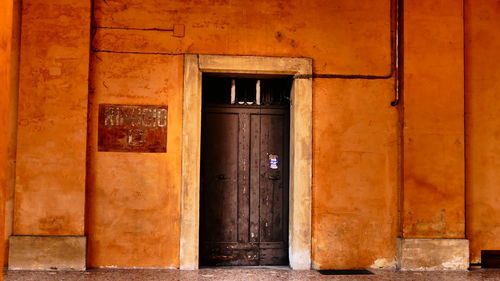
[397, 238, 469, 271]
[8, 235, 86, 270]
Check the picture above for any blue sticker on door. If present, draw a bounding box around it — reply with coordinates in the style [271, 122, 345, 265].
[269, 154, 279, 169]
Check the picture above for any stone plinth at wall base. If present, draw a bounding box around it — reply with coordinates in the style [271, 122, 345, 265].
[397, 238, 469, 271]
[8, 235, 86, 270]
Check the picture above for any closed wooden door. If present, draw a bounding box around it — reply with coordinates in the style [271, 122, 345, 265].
[199, 78, 290, 266]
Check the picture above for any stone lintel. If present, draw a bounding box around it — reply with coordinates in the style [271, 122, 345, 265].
[397, 238, 469, 271]
[9, 235, 86, 270]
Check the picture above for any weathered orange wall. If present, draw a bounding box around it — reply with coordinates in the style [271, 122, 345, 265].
[13, 0, 500, 270]
[312, 78, 399, 269]
[0, 0, 12, 275]
[465, 0, 500, 264]
[92, 0, 392, 76]
[13, 0, 91, 235]
[87, 53, 182, 268]
[1, 0, 20, 275]
[89, 0, 398, 269]
[402, 0, 465, 238]
[3, 0, 20, 266]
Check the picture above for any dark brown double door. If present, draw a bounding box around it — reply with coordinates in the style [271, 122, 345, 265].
[200, 105, 289, 266]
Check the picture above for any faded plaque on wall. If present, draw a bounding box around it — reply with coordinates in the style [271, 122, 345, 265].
[98, 104, 167, 153]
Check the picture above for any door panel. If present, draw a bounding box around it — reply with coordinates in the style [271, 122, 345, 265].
[200, 113, 239, 243]
[200, 110, 258, 266]
[260, 114, 286, 242]
[200, 105, 289, 266]
[259, 113, 289, 265]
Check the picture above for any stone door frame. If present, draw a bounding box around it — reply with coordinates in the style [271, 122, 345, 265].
[180, 54, 312, 270]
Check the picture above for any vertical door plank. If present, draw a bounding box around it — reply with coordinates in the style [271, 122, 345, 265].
[250, 114, 261, 244]
[259, 112, 289, 265]
[237, 113, 250, 244]
[259, 114, 285, 242]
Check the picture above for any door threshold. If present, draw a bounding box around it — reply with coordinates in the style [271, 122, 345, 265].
[200, 265, 291, 270]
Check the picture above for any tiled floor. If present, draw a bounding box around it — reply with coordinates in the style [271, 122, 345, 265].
[5, 268, 500, 281]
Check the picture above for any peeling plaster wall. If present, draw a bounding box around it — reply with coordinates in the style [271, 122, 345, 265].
[402, 0, 465, 238]
[312, 78, 399, 269]
[87, 53, 182, 268]
[465, 0, 500, 264]
[92, 0, 392, 76]
[13, 0, 91, 235]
